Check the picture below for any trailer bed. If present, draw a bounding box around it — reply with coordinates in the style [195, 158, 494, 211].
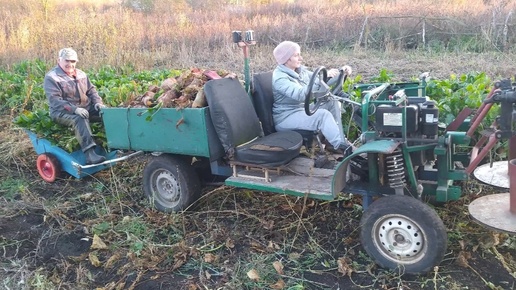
[101, 107, 225, 160]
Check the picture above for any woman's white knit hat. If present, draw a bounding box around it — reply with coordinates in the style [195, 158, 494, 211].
[273, 41, 300, 65]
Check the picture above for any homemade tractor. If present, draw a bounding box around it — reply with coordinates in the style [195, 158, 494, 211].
[26, 31, 516, 275]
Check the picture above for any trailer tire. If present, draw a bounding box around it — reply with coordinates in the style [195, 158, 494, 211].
[359, 195, 447, 274]
[143, 154, 201, 213]
[36, 154, 61, 183]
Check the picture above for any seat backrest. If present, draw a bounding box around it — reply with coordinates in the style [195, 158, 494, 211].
[252, 71, 276, 136]
[204, 78, 263, 155]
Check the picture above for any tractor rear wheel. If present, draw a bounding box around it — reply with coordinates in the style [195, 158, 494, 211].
[36, 154, 61, 183]
[359, 195, 447, 274]
[143, 154, 201, 213]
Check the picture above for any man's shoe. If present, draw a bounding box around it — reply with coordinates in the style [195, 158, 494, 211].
[85, 148, 106, 164]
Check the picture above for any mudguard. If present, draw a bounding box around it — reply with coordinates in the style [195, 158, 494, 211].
[332, 139, 401, 197]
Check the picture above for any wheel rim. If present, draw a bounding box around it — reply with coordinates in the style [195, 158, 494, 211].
[40, 160, 54, 178]
[36, 154, 59, 182]
[372, 214, 427, 265]
[150, 169, 181, 208]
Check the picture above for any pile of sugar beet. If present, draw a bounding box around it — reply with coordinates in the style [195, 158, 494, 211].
[124, 68, 235, 109]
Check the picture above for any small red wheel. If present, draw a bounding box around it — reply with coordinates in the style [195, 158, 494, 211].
[36, 154, 61, 183]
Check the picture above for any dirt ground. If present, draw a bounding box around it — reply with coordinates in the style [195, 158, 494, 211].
[2, 51, 516, 290]
[1, 152, 515, 290]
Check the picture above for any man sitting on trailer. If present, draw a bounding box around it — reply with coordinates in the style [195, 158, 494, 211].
[271, 41, 354, 156]
[44, 48, 106, 164]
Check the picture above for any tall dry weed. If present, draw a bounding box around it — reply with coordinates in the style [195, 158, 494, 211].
[0, 0, 515, 70]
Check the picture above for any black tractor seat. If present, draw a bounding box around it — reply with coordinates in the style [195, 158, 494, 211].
[252, 71, 322, 152]
[204, 78, 303, 168]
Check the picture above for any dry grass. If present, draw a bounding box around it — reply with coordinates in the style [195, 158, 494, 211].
[0, 0, 515, 72]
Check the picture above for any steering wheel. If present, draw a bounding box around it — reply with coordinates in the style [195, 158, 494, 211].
[328, 67, 349, 96]
[304, 66, 331, 116]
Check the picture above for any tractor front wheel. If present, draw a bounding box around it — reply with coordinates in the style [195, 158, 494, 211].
[143, 154, 201, 213]
[359, 195, 447, 274]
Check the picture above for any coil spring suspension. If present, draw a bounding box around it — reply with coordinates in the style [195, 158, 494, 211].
[385, 150, 405, 188]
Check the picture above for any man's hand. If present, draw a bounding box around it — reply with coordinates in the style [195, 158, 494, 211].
[75, 107, 89, 118]
[94, 103, 106, 111]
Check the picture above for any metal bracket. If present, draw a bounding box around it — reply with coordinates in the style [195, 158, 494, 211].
[230, 163, 281, 183]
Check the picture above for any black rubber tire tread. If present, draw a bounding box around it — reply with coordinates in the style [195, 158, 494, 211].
[359, 195, 447, 274]
[142, 154, 201, 213]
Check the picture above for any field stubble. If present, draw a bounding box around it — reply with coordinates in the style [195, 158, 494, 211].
[1, 0, 516, 70]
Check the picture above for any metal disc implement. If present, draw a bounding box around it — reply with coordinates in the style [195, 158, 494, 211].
[469, 159, 516, 234]
[473, 160, 509, 188]
[469, 193, 516, 233]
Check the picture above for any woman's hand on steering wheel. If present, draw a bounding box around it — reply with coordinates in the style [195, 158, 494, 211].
[326, 68, 340, 79]
[341, 65, 352, 75]
[329, 67, 349, 97]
